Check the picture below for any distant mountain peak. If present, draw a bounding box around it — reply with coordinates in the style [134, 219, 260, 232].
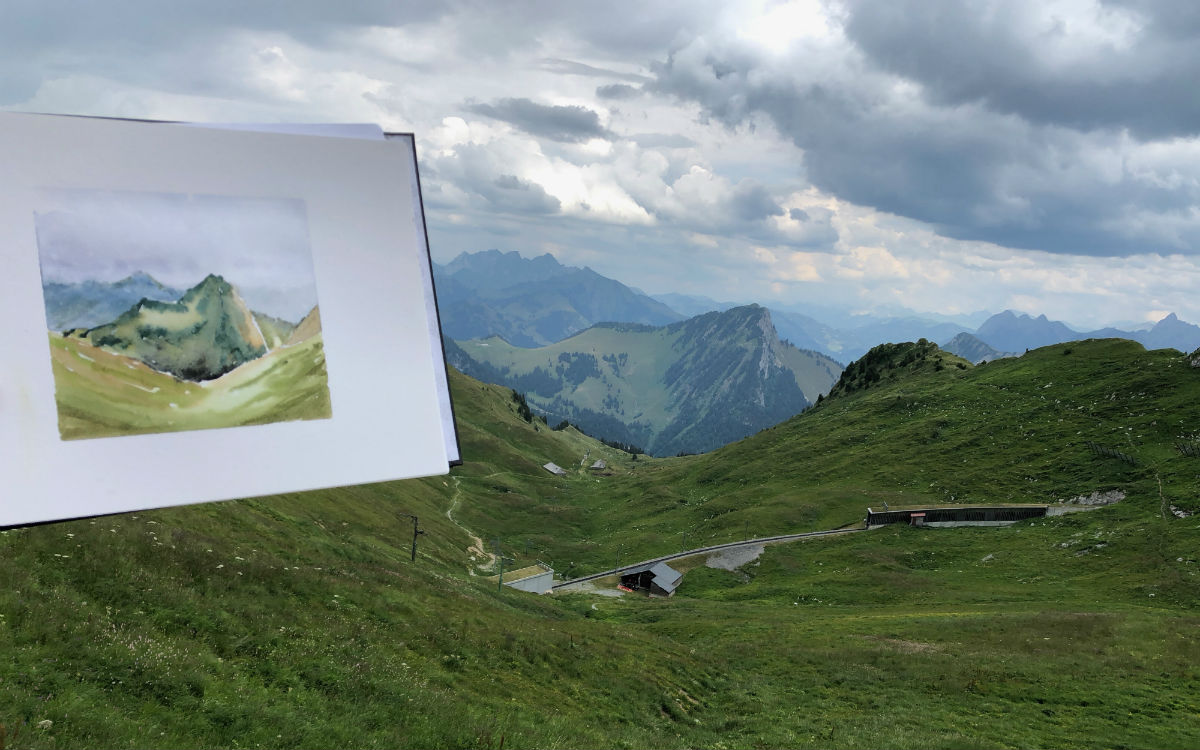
[942, 332, 1013, 364]
[433, 249, 683, 346]
[448, 304, 841, 456]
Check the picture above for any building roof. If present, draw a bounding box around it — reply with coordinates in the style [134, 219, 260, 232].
[622, 561, 683, 594]
[590, 459, 607, 470]
[500, 563, 553, 584]
[543, 462, 567, 476]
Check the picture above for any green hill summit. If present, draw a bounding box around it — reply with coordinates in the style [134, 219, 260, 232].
[76, 273, 268, 381]
[825, 339, 970, 400]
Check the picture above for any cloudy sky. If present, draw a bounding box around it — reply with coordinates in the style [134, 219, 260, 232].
[7, 0, 1200, 329]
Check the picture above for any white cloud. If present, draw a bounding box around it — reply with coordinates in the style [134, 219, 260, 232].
[3, 1, 1200, 329]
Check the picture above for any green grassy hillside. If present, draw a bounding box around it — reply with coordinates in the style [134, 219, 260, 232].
[472, 338, 1200, 573]
[4, 339, 1199, 748]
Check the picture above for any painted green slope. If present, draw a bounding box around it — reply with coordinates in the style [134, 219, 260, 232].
[50, 331, 331, 440]
[451, 304, 841, 456]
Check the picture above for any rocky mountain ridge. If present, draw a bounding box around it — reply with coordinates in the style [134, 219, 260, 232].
[447, 304, 841, 456]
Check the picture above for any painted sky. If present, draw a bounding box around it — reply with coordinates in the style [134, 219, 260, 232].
[36, 190, 319, 321]
[7, 1, 1200, 328]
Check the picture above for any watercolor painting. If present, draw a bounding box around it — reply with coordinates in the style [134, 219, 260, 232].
[35, 189, 332, 440]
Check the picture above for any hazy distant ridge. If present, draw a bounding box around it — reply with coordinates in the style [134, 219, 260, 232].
[433, 249, 683, 347]
[972, 310, 1200, 355]
[436, 250, 1200, 360]
[448, 304, 841, 456]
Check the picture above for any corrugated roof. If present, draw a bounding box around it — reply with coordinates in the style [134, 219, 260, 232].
[649, 562, 683, 591]
[622, 561, 682, 593]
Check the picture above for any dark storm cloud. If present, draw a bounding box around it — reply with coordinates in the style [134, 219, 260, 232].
[0, 0, 449, 103]
[484, 174, 562, 214]
[649, 3, 1200, 256]
[0, 0, 446, 48]
[466, 97, 612, 142]
[541, 58, 648, 82]
[730, 180, 784, 222]
[596, 83, 642, 100]
[426, 142, 562, 217]
[842, 0, 1200, 139]
[627, 132, 696, 148]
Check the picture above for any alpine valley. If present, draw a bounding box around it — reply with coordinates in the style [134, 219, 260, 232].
[6, 334, 1200, 749]
[447, 305, 841, 456]
[435, 251, 1200, 458]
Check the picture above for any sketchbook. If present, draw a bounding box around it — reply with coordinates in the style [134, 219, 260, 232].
[0, 112, 455, 527]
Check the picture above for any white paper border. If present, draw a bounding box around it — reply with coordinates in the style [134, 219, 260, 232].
[0, 113, 449, 527]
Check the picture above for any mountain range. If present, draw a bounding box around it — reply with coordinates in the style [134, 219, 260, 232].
[434, 249, 682, 347]
[446, 304, 841, 456]
[434, 250, 1200, 363]
[433, 250, 1200, 455]
[969, 310, 1200, 359]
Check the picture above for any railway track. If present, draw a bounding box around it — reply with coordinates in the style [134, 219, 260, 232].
[551, 526, 864, 591]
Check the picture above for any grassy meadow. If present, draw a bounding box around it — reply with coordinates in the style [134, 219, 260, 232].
[48, 332, 332, 440]
[3, 338, 1199, 748]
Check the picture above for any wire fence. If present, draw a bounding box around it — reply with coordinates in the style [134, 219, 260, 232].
[1086, 441, 1138, 466]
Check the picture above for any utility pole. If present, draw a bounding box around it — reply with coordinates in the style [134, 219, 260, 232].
[396, 513, 423, 562]
[493, 538, 504, 591]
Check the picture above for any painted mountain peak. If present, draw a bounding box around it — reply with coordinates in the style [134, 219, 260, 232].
[72, 273, 267, 382]
[35, 189, 330, 440]
[46, 273, 332, 441]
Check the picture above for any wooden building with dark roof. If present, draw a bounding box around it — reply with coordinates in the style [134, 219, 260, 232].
[619, 561, 683, 597]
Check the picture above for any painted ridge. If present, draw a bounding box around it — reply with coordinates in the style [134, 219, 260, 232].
[551, 527, 863, 591]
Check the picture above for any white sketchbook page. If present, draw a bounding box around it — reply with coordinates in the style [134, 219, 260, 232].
[194, 124, 459, 463]
[0, 112, 448, 527]
[386, 133, 461, 464]
[184, 123, 385, 140]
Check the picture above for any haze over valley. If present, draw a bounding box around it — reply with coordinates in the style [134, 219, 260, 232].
[436, 249, 1200, 455]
